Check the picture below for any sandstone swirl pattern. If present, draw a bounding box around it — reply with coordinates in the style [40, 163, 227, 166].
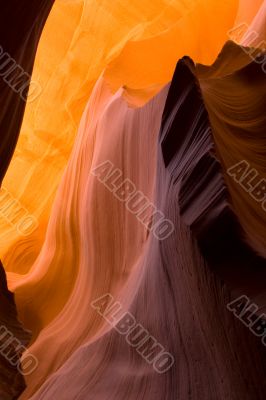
[0, 0, 265, 399]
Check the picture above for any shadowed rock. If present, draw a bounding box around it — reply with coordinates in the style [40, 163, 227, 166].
[0, 261, 31, 399]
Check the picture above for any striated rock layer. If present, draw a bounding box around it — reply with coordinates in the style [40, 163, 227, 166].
[163, 49, 266, 309]
[17, 41, 266, 399]
[2, 0, 239, 277]
[0, 1, 264, 398]
[197, 41, 266, 259]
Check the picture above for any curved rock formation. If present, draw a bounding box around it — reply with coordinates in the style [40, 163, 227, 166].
[1, 0, 238, 277]
[18, 42, 266, 399]
[0, 0, 265, 399]
[197, 41, 266, 259]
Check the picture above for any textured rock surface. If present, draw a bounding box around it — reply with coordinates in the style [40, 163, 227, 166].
[21, 44, 266, 399]
[0, 1, 265, 399]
